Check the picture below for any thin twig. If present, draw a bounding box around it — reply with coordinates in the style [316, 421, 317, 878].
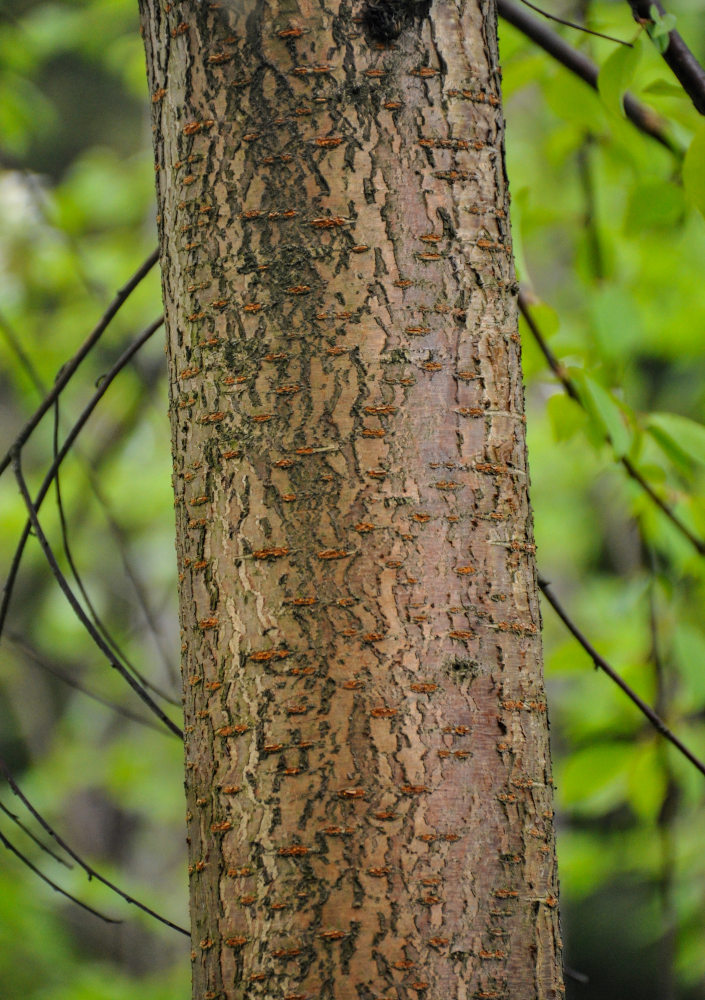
[84, 467, 180, 688]
[0, 319, 164, 646]
[12, 452, 183, 740]
[519, 291, 705, 556]
[1, 306, 179, 690]
[538, 577, 705, 779]
[0, 317, 178, 707]
[519, 0, 632, 46]
[0, 800, 73, 868]
[643, 536, 678, 993]
[0, 248, 159, 479]
[644, 543, 678, 997]
[52, 399, 123, 659]
[0, 824, 120, 925]
[0, 758, 189, 936]
[0, 307, 46, 397]
[498, 0, 679, 154]
[577, 138, 606, 282]
[7, 633, 168, 735]
[50, 400, 178, 701]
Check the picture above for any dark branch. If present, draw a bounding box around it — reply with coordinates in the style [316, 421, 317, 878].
[539, 577, 705, 779]
[621, 454, 705, 555]
[519, 290, 705, 556]
[0, 800, 72, 868]
[12, 452, 183, 740]
[518, 290, 579, 401]
[53, 399, 123, 658]
[627, 0, 705, 115]
[0, 758, 190, 936]
[498, 0, 679, 154]
[0, 824, 120, 925]
[0, 248, 159, 479]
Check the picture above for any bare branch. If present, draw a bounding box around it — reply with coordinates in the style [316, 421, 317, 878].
[539, 577, 705, 779]
[0, 800, 72, 868]
[0, 307, 46, 397]
[7, 633, 169, 735]
[0, 319, 164, 645]
[1, 306, 179, 690]
[83, 466, 180, 688]
[0, 824, 120, 925]
[0, 248, 159, 479]
[50, 400, 179, 703]
[0, 758, 190, 936]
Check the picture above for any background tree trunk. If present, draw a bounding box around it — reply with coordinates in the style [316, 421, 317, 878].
[140, 0, 563, 997]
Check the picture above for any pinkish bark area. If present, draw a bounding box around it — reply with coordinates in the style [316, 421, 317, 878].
[140, 1, 564, 997]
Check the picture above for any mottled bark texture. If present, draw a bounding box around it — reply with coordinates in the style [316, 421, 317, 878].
[140, 1, 564, 997]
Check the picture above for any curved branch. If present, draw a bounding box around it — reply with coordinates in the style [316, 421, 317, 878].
[1, 305, 179, 689]
[51, 401, 179, 704]
[0, 799, 72, 868]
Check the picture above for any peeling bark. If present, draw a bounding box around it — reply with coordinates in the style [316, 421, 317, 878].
[139, 1, 564, 997]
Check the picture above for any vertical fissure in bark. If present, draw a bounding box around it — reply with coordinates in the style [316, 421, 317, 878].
[140, 1, 564, 997]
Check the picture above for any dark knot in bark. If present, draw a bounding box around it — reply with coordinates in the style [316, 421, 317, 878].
[362, 0, 432, 43]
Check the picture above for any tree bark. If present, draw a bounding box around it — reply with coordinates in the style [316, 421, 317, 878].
[139, 1, 564, 998]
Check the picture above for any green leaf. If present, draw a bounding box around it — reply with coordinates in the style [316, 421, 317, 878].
[641, 78, 687, 98]
[674, 623, 705, 709]
[624, 179, 685, 232]
[598, 36, 643, 118]
[527, 301, 560, 339]
[509, 186, 530, 284]
[648, 412, 705, 467]
[647, 5, 677, 53]
[547, 393, 587, 443]
[543, 68, 606, 133]
[627, 742, 666, 821]
[575, 372, 632, 457]
[590, 285, 644, 359]
[648, 4, 676, 36]
[556, 829, 617, 898]
[559, 742, 633, 813]
[683, 124, 705, 219]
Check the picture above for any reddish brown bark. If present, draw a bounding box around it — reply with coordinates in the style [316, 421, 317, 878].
[140, 1, 563, 997]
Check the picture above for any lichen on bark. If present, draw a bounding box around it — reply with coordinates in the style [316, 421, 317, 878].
[140, 1, 564, 997]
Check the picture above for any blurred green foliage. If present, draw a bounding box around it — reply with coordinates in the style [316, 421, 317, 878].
[1, 0, 705, 997]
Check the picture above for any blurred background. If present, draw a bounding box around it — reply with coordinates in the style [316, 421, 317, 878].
[1, 0, 705, 997]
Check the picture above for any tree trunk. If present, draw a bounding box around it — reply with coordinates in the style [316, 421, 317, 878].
[139, 1, 564, 997]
